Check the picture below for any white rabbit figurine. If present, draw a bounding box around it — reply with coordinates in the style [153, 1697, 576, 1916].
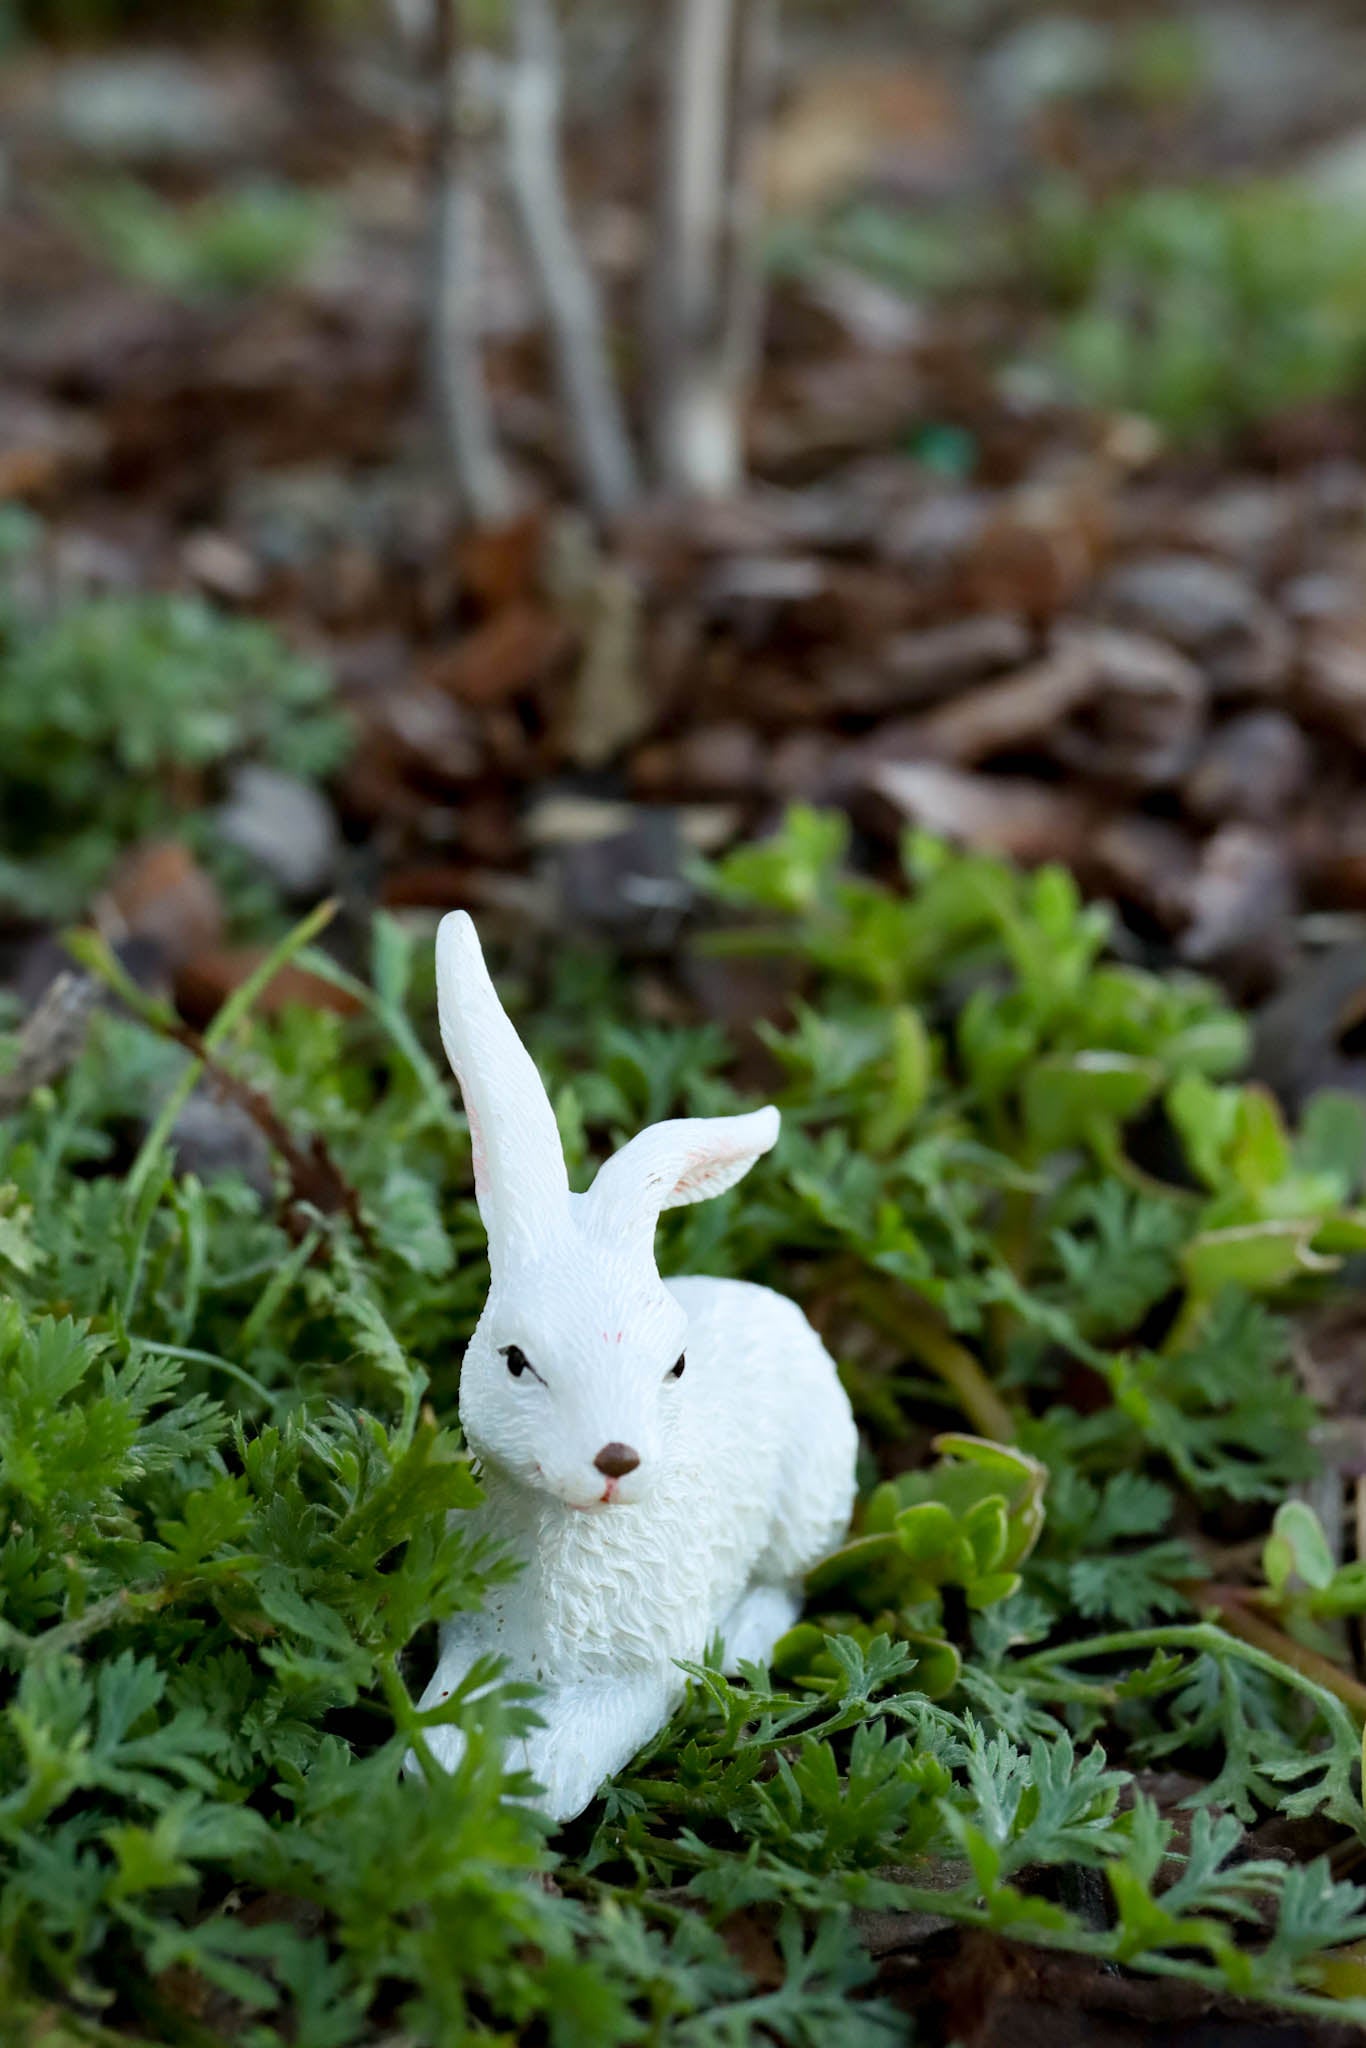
[414, 912, 858, 1824]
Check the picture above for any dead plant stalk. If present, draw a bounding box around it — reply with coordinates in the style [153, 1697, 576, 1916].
[505, 0, 639, 525]
[651, 0, 776, 497]
[428, 0, 515, 527]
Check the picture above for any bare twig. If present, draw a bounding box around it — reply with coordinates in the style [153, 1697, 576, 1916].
[384, 0, 431, 46]
[715, 0, 777, 480]
[650, 0, 733, 495]
[649, 0, 776, 497]
[428, 0, 516, 527]
[503, 0, 639, 525]
[0, 971, 99, 1115]
[168, 1020, 375, 1253]
[68, 919, 374, 1252]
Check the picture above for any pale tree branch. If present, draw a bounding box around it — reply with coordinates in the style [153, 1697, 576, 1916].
[648, 0, 776, 498]
[384, 0, 431, 48]
[649, 0, 734, 495]
[504, 0, 640, 526]
[427, 0, 515, 529]
[717, 0, 777, 458]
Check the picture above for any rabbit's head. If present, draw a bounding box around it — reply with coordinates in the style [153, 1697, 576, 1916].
[437, 912, 778, 1511]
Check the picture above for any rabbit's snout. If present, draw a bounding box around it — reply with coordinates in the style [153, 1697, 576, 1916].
[593, 1442, 640, 1479]
[578, 1441, 647, 1508]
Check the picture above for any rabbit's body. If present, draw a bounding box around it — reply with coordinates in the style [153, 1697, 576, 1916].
[434, 1279, 853, 1680]
[414, 915, 858, 1823]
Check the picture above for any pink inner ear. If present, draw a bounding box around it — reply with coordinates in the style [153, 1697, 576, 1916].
[458, 1065, 491, 1206]
[673, 1147, 738, 1201]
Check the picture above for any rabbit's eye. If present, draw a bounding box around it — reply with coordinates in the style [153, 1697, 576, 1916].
[667, 1354, 686, 1380]
[501, 1344, 533, 1379]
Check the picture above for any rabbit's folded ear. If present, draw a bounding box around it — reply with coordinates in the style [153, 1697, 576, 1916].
[582, 1107, 779, 1260]
[436, 911, 569, 1265]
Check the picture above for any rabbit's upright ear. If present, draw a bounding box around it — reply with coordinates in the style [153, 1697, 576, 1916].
[436, 912, 569, 1266]
[582, 1107, 779, 1262]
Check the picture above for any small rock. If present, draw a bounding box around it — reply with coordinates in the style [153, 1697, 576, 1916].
[802, 264, 927, 352]
[1185, 711, 1310, 823]
[1254, 945, 1366, 1112]
[392, 692, 483, 783]
[169, 1090, 274, 1204]
[1299, 620, 1366, 749]
[700, 557, 829, 646]
[523, 794, 637, 848]
[0, 972, 99, 1115]
[878, 489, 989, 573]
[767, 730, 847, 803]
[1103, 552, 1289, 696]
[181, 531, 263, 603]
[52, 54, 247, 161]
[1302, 127, 1366, 208]
[1305, 459, 1366, 520]
[1105, 554, 1255, 644]
[978, 16, 1114, 123]
[1197, 7, 1354, 153]
[1050, 625, 1207, 788]
[1300, 802, 1366, 912]
[533, 802, 691, 950]
[876, 613, 1033, 708]
[214, 766, 340, 900]
[0, 394, 104, 502]
[1090, 816, 1198, 931]
[1179, 825, 1294, 998]
[12, 933, 169, 1013]
[669, 724, 765, 796]
[677, 805, 742, 856]
[1185, 481, 1297, 574]
[1281, 572, 1358, 624]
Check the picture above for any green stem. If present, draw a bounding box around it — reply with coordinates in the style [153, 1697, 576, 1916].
[1018, 1622, 1366, 1786]
[896, 1304, 1016, 1444]
[69, 898, 339, 1212]
[1091, 1122, 1201, 1207]
[1200, 1589, 1366, 1719]
[131, 1339, 282, 1414]
[988, 1182, 1034, 1362]
[853, 1281, 1015, 1441]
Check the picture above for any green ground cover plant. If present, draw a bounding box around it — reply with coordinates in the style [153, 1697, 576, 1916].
[798, 173, 1366, 445]
[1023, 178, 1366, 442]
[57, 180, 336, 300]
[0, 510, 351, 920]
[4, 809, 1366, 2042]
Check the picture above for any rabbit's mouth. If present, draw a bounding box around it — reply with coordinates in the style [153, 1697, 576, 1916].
[564, 1480, 639, 1512]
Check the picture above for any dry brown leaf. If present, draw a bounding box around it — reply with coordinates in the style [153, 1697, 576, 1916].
[425, 603, 574, 709]
[862, 760, 1093, 867]
[176, 950, 362, 1027]
[101, 840, 225, 967]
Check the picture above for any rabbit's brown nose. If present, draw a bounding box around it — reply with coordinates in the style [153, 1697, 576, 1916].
[594, 1442, 640, 1479]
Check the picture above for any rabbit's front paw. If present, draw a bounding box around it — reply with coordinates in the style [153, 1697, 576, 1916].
[518, 1673, 678, 1825]
[405, 1721, 468, 1781]
[520, 1729, 606, 1827]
